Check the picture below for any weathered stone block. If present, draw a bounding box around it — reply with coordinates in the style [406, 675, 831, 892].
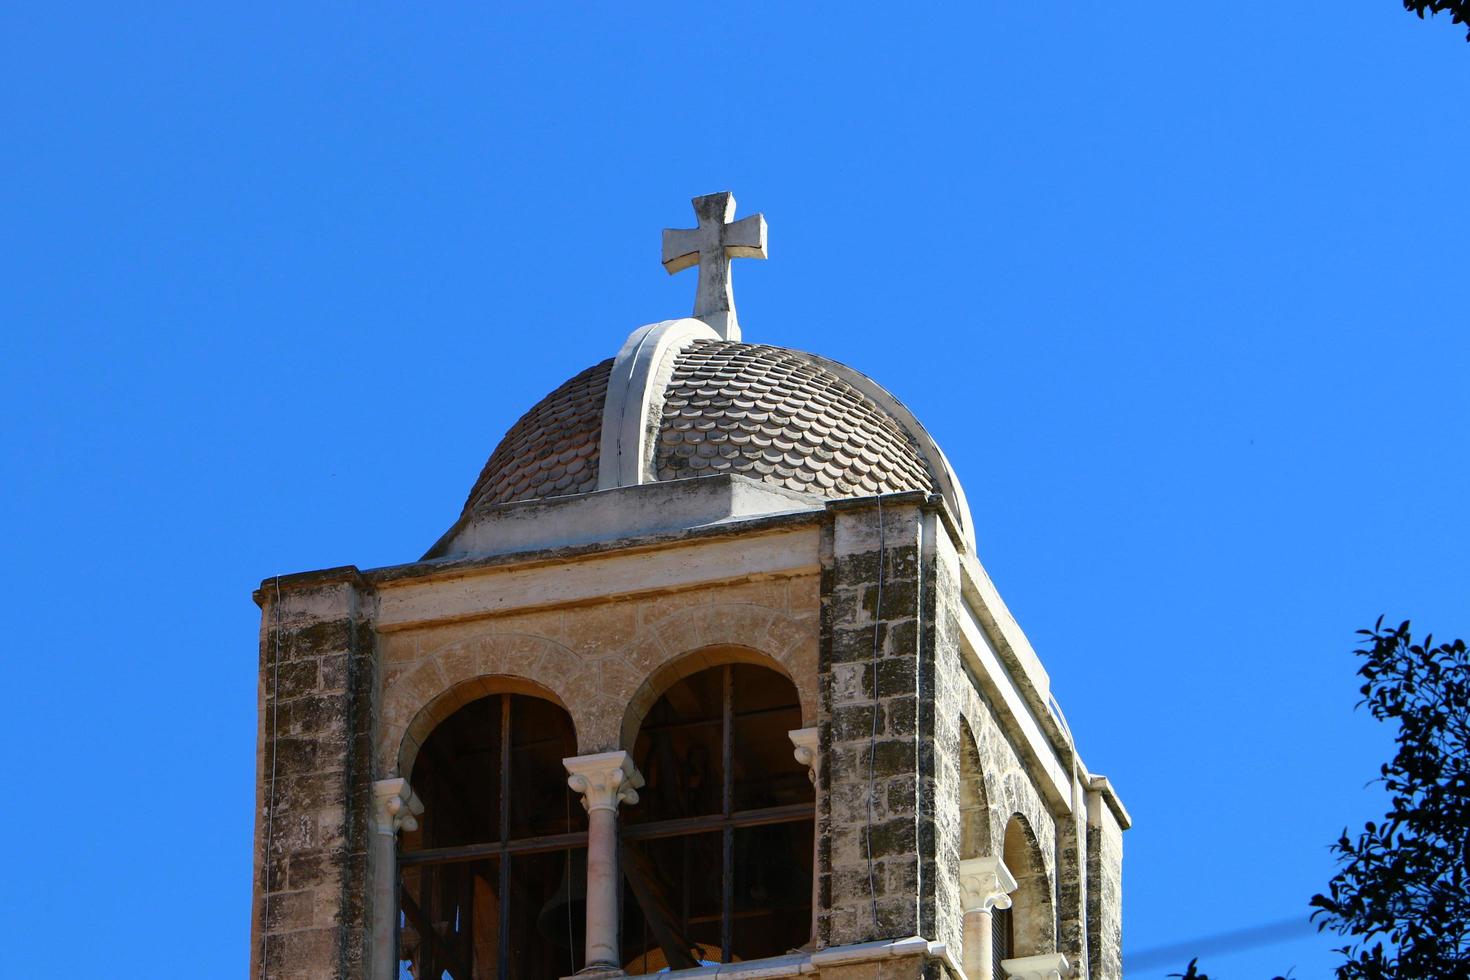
[263, 889, 315, 933]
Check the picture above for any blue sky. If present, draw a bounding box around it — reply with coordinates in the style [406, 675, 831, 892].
[2, 4, 1466, 977]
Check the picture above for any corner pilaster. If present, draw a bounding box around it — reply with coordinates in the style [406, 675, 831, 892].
[251, 570, 377, 980]
[818, 497, 939, 947]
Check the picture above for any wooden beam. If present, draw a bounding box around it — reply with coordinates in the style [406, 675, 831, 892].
[621, 802, 813, 842]
[398, 802, 812, 866]
[400, 885, 473, 980]
[621, 841, 700, 970]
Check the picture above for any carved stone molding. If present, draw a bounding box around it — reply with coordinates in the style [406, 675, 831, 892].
[960, 855, 1018, 914]
[788, 727, 820, 784]
[371, 778, 424, 836]
[564, 750, 645, 813]
[1001, 953, 1071, 980]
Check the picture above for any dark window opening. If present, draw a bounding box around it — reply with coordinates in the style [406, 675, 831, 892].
[619, 662, 814, 970]
[992, 904, 1013, 978]
[397, 693, 586, 980]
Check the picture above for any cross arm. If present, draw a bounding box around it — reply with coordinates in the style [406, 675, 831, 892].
[661, 228, 704, 274]
[723, 213, 767, 259]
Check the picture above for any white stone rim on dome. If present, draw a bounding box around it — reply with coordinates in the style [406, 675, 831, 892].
[799, 350, 975, 551]
[596, 322, 977, 553]
[597, 318, 721, 491]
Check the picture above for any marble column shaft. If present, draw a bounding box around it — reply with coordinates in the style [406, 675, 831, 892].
[564, 751, 644, 973]
[959, 855, 1017, 980]
[370, 778, 424, 980]
[788, 726, 821, 948]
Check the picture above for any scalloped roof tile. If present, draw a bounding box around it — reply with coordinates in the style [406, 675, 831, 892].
[460, 340, 937, 519]
[654, 341, 935, 499]
[462, 358, 612, 512]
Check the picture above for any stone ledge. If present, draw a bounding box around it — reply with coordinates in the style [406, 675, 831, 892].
[1086, 774, 1132, 830]
[427, 473, 825, 562]
[253, 565, 371, 606]
[616, 937, 959, 980]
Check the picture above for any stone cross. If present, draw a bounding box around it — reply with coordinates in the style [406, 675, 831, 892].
[662, 191, 767, 341]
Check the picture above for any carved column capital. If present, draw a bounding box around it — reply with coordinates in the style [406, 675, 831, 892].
[788, 727, 820, 784]
[371, 777, 424, 836]
[1001, 953, 1071, 980]
[564, 750, 645, 813]
[960, 855, 1018, 914]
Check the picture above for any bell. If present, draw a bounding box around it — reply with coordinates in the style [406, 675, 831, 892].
[536, 859, 586, 948]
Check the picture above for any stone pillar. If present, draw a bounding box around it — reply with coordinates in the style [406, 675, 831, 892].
[564, 751, 644, 974]
[369, 778, 423, 980]
[959, 856, 1018, 980]
[1085, 776, 1128, 980]
[250, 570, 377, 980]
[820, 498, 940, 946]
[788, 727, 821, 947]
[1000, 953, 1071, 980]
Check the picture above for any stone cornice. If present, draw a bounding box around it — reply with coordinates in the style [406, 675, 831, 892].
[402, 501, 822, 585]
[252, 565, 373, 607]
[1087, 774, 1133, 830]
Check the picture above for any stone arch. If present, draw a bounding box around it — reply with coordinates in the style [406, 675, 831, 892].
[619, 643, 797, 752]
[378, 632, 586, 778]
[953, 679, 1057, 888]
[601, 600, 817, 751]
[1003, 812, 1056, 957]
[959, 717, 992, 859]
[396, 673, 567, 781]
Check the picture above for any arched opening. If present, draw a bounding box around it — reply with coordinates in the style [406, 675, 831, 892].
[959, 719, 991, 860]
[617, 661, 814, 970]
[396, 691, 586, 980]
[619, 644, 799, 753]
[1001, 814, 1054, 961]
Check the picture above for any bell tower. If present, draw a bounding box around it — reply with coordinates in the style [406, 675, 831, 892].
[250, 193, 1129, 980]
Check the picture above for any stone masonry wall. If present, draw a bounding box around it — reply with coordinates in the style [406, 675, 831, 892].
[1086, 786, 1125, 980]
[934, 526, 1063, 967]
[251, 571, 377, 980]
[944, 561, 1061, 965]
[927, 513, 965, 956]
[375, 573, 821, 771]
[1058, 773, 1090, 975]
[819, 497, 942, 948]
[249, 507, 1124, 977]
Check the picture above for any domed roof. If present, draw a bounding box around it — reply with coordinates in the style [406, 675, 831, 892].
[462, 338, 940, 516]
[463, 359, 613, 511]
[446, 317, 974, 556]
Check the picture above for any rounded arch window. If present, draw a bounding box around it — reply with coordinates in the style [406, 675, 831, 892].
[998, 814, 1055, 966]
[618, 661, 814, 970]
[397, 692, 586, 980]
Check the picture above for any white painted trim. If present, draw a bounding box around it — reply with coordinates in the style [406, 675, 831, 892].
[598, 318, 720, 490]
